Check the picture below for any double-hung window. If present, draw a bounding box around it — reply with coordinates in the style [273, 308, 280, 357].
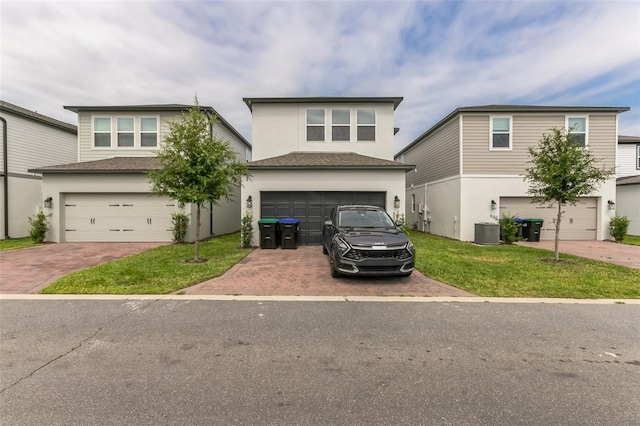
[117, 117, 135, 147]
[306, 109, 325, 142]
[332, 109, 350, 142]
[636, 145, 640, 170]
[93, 117, 111, 147]
[567, 117, 587, 147]
[357, 108, 375, 141]
[140, 117, 158, 147]
[490, 116, 511, 149]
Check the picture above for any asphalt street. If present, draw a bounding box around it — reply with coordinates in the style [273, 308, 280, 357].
[1, 298, 639, 425]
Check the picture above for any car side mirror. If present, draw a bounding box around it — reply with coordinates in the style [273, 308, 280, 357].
[395, 219, 404, 227]
[324, 220, 333, 226]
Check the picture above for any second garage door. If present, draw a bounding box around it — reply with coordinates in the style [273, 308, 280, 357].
[64, 193, 179, 242]
[261, 191, 386, 245]
[499, 197, 597, 240]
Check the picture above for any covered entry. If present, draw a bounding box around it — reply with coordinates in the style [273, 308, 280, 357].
[260, 191, 386, 245]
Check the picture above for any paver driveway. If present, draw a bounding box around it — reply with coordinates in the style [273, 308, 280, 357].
[0, 243, 165, 294]
[517, 240, 640, 269]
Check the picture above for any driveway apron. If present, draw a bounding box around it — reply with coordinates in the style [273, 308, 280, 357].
[0, 243, 165, 294]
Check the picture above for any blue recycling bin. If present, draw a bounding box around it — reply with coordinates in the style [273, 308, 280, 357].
[279, 218, 300, 249]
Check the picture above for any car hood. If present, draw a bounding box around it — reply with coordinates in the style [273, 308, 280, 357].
[338, 228, 410, 247]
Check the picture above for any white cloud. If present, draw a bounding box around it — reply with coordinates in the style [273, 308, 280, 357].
[1, 0, 638, 149]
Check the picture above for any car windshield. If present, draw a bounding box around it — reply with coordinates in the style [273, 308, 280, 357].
[338, 209, 395, 228]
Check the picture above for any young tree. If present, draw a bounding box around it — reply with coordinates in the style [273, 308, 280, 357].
[524, 127, 614, 261]
[148, 99, 251, 261]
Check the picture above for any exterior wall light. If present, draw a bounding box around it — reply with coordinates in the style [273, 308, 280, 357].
[608, 200, 615, 210]
[246, 195, 253, 209]
[491, 200, 497, 210]
[394, 195, 400, 209]
[44, 197, 53, 209]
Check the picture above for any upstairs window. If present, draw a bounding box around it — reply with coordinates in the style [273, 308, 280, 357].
[567, 117, 587, 147]
[636, 145, 640, 170]
[117, 117, 134, 147]
[331, 109, 350, 142]
[93, 117, 111, 147]
[490, 116, 511, 149]
[306, 109, 325, 142]
[357, 108, 375, 141]
[140, 117, 158, 147]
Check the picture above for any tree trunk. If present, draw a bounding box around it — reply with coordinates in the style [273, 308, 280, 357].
[194, 203, 201, 261]
[554, 202, 562, 262]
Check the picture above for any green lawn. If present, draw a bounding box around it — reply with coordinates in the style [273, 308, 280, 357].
[41, 233, 252, 294]
[623, 235, 640, 247]
[408, 231, 640, 299]
[0, 237, 37, 251]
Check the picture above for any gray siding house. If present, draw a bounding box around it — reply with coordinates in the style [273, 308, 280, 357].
[0, 101, 77, 239]
[30, 104, 251, 243]
[616, 135, 640, 236]
[395, 105, 629, 242]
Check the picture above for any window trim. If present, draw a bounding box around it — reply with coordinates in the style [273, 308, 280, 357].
[331, 108, 351, 142]
[139, 116, 159, 148]
[566, 116, 588, 147]
[489, 115, 512, 151]
[636, 144, 640, 170]
[93, 117, 112, 148]
[116, 116, 135, 148]
[356, 108, 376, 142]
[306, 108, 325, 142]
[411, 194, 416, 213]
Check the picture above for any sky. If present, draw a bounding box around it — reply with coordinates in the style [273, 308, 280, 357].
[1, 0, 639, 152]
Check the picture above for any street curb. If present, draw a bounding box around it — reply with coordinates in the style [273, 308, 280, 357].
[1, 294, 639, 304]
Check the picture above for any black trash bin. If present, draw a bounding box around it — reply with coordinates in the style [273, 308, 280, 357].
[258, 218, 280, 249]
[521, 218, 544, 242]
[279, 218, 300, 249]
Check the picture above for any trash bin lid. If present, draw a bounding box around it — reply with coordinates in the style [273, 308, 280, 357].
[523, 218, 544, 222]
[279, 218, 300, 224]
[258, 218, 280, 224]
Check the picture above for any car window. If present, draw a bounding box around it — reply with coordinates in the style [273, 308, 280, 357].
[338, 209, 395, 227]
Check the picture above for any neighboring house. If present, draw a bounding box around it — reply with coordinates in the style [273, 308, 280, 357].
[29, 104, 251, 243]
[0, 100, 77, 239]
[616, 135, 640, 236]
[241, 97, 414, 245]
[394, 105, 630, 241]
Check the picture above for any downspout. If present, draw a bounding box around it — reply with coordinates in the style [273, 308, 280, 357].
[1, 116, 9, 239]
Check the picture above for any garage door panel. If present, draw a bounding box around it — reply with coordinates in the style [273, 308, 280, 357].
[499, 197, 596, 240]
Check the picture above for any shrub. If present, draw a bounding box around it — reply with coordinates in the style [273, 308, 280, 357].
[499, 213, 522, 244]
[171, 212, 190, 243]
[28, 212, 50, 244]
[610, 215, 630, 242]
[241, 210, 254, 248]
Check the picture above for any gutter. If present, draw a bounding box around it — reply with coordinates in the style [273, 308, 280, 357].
[1, 116, 8, 239]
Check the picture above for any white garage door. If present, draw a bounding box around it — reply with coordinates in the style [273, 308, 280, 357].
[64, 193, 179, 242]
[499, 197, 597, 240]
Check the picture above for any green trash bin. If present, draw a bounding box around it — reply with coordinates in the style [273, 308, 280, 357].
[258, 218, 280, 249]
[522, 218, 544, 242]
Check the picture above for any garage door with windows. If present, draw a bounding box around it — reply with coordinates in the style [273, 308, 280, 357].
[261, 191, 386, 245]
[64, 193, 179, 242]
[500, 197, 597, 240]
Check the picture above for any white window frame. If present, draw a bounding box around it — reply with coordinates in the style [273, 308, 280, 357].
[356, 108, 376, 142]
[139, 116, 159, 148]
[117, 116, 135, 148]
[489, 115, 512, 150]
[636, 144, 640, 170]
[566, 116, 588, 147]
[331, 108, 351, 142]
[93, 117, 112, 148]
[306, 108, 325, 142]
[411, 194, 416, 213]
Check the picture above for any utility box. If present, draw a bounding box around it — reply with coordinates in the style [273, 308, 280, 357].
[258, 218, 280, 249]
[474, 222, 500, 246]
[279, 218, 300, 250]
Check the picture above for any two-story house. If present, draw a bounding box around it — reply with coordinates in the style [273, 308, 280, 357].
[394, 105, 630, 242]
[616, 135, 640, 236]
[30, 104, 251, 243]
[0, 100, 77, 240]
[241, 97, 414, 245]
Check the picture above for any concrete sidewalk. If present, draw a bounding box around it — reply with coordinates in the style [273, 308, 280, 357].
[516, 240, 640, 269]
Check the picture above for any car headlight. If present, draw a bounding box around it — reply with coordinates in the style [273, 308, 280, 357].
[335, 236, 351, 255]
[406, 240, 415, 253]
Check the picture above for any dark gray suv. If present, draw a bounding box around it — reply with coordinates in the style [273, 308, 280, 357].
[322, 205, 415, 278]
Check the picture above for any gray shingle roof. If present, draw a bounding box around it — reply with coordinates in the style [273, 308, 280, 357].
[0, 100, 77, 134]
[617, 175, 640, 186]
[618, 135, 640, 144]
[29, 157, 159, 174]
[247, 152, 415, 171]
[243, 97, 403, 111]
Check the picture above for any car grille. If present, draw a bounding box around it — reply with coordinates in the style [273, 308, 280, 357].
[344, 248, 413, 261]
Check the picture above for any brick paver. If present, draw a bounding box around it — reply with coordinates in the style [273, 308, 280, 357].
[179, 246, 475, 297]
[517, 240, 640, 269]
[0, 242, 165, 294]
